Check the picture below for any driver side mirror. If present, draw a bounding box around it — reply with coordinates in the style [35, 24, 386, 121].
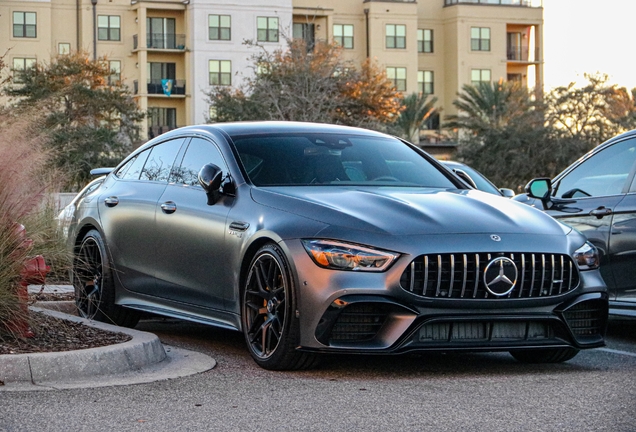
[198, 163, 223, 205]
[525, 178, 552, 210]
[452, 168, 477, 189]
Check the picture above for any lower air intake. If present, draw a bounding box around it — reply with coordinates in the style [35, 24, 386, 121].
[329, 303, 389, 343]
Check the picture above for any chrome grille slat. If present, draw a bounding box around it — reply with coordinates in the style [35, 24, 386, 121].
[423, 256, 429, 296]
[472, 254, 480, 299]
[540, 254, 546, 296]
[460, 254, 467, 298]
[530, 254, 536, 297]
[435, 255, 442, 297]
[401, 252, 580, 300]
[448, 254, 456, 298]
[518, 254, 526, 298]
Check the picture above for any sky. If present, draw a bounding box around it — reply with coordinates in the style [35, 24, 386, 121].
[543, 0, 636, 90]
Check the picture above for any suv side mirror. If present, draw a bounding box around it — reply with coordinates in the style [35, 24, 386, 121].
[198, 163, 223, 205]
[525, 178, 552, 209]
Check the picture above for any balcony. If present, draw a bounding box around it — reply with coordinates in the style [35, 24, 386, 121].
[444, 0, 542, 6]
[133, 34, 186, 51]
[506, 46, 539, 62]
[133, 79, 186, 96]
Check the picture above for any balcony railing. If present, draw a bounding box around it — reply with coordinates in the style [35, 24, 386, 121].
[445, 0, 542, 6]
[506, 46, 540, 62]
[133, 79, 186, 96]
[133, 34, 186, 50]
[148, 125, 178, 139]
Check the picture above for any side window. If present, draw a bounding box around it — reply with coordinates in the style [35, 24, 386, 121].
[555, 138, 636, 198]
[140, 138, 185, 182]
[117, 150, 149, 180]
[172, 137, 227, 186]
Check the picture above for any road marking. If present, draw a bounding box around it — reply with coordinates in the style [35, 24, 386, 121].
[597, 348, 636, 358]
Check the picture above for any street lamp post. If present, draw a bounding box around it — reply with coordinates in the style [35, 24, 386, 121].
[91, 0, 98, 60]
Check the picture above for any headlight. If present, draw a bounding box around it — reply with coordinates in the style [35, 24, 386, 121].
[301, 239, 398, 272]
[574, 242, 600, 270]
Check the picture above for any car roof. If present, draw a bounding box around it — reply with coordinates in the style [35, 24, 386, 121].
[182, 121, 390, 139]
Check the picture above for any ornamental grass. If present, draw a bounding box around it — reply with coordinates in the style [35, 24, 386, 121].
[0, 110, 68, 340]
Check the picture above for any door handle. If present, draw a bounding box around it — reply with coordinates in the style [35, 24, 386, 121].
[589, 207, 612, 219]
[229, 221, 250, 231]
[104, 196, 119, 207]
[160, 201, 177, 214]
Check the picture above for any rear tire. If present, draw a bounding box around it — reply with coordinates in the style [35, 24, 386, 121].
[509, 347, 579, 363]
[73, 229, 140, 327]
[241, 243, 319, 370]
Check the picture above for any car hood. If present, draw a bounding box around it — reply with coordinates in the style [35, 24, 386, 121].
[251, 186, 571, 236]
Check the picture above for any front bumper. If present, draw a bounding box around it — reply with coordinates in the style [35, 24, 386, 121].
[307, 292, 607, 354]
[284, 240, 608, 354]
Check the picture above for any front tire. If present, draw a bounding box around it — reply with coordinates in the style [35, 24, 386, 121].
[73, 229, 140, 327]
[509, 347, 579, 363]
[241, 243, 318, 370]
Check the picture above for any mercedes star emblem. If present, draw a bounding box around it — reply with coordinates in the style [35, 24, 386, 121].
[483, 257, 518, 296]
[490, 234, 501, 242]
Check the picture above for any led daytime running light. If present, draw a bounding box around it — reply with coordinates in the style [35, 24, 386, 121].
[302, 240, 398, 272]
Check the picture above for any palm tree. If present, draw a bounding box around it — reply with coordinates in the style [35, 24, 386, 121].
[445, 80, 539, 134]
[393, 92, 438, 142]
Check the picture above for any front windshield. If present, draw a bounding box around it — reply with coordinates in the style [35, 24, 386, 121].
[231, 133, 456, 188]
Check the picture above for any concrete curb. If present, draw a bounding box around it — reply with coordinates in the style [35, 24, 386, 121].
[0, 307, 216, 391]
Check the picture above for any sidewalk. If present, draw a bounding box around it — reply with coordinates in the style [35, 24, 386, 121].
[0, 286, 216, 391]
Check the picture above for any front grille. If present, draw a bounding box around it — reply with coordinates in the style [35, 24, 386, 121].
[329, 303, 389, 343]
[563, 299, 606, 337]
[418, 321, 553, 343]
[400, 252, 580, 299]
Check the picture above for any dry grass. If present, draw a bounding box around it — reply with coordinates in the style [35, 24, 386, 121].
[0, 110, 68, 339]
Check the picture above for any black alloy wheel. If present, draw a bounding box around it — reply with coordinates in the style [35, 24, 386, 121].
[74, 234, 104, 320]
[242, 244, 318, 370]
[72, 230, 140, 327]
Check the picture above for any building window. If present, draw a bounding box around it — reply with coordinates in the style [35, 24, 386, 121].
[257, 17, 279, 42]
[147, 17, 177, 49]
[386, 24, 406, 49]
[98, 15, 121, 41]
[471, 69, 491, 85]
[12, 58, 36, 72]
[293, 23, 315, 50]
[58, 43, 71, 55]
[386, 67, 406, 92]
[148, 108, 177, 138]
[12, 58, 36, 83]
[334, 24, 354, 49]
[418, 71, 434, 95]
[13, 12, 37, 38]
[418, 29, 433, 53]
[108, 61, 121, 85]
[209, 60, 232, 86]
[471, 27, 490, 51]
[209, 15, 231, 41]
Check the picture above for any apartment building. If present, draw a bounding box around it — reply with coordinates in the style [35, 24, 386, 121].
[0, 0, 542, 140]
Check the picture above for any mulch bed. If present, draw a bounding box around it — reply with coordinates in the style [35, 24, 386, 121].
[0, 310, 131, 355]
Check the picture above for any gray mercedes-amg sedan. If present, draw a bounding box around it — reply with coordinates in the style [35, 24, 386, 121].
[68, 121, 608, 370]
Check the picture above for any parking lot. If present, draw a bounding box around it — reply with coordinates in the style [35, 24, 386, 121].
[1, 317, 634, 431]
